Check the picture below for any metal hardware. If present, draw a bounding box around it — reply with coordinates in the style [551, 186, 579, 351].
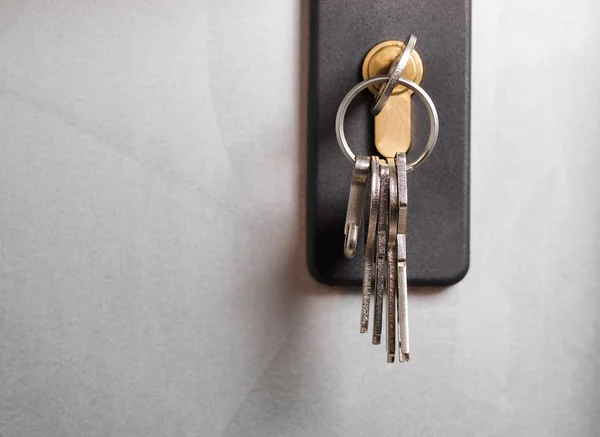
[362, 39, 424, 157]
[335, 76, 439, 172]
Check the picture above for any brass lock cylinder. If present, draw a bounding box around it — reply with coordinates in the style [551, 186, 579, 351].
[362, 40, 424, 157]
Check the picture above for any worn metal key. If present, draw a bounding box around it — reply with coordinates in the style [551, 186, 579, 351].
[386, 158, 399, 363]
[344, 156, 371, 258]
[360, 156, 380, 333]
[372, 162, 389, 345]
[395, 152, 409, 362]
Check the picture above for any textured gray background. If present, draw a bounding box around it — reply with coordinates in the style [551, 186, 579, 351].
[1, 1, 599, 436]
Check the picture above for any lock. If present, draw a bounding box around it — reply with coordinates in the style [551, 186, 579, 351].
[362, 40, 424, 157]
[307, 0, 470, 287]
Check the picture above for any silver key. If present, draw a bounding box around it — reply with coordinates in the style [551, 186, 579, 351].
[372, 162, 389, 345]
[386, 157, 398, 363]
[344, 156, 371, 259]
[360, 157, 380, 333]
[395, 152, 409, 362]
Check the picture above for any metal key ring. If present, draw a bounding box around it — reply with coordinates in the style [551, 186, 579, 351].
[371, 34, 417, 116]
[335, 75, 439, 172]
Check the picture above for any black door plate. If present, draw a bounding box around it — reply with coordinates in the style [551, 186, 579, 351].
[306, 0, 471, 286]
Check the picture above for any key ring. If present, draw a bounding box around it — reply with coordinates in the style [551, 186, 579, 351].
[335, 75, 439, 172]
[371, 34, 417, 116]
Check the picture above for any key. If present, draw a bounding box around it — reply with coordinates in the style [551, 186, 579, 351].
[360, 156, 380, 333]
[395, 152, 409, 362]
[386, 157, 398, 363]
[335, 34, 440, 363]
[371, 35, 418, 116]
[372, 162, 389, 345]
[344, 156, 371, 259]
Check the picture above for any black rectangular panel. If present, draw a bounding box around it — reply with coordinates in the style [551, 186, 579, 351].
[307, 0, 471, 286]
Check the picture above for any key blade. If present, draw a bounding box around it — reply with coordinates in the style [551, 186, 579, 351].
[386, 158, 398, 362]
[396, 153, 408, 234]
[397, 256, 409, 362]
[395, 153, 409, 363]
[372, 163, 389, 345]
[361, 157, 380, 333]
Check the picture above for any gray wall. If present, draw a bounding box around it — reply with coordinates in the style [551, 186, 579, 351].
[1, 1, 599, 436]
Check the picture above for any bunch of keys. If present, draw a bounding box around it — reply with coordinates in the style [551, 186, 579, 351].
[335, 35, 439, 363]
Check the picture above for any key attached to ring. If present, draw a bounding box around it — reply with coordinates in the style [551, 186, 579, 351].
[344, 156, 371, 259]
[372, 161, 389, 345]
[335, 34, 439, 363]
[362, 36, 424, 157]
[395, 152, 409, 362]
[360, 156, 380, 334]
[386, 158, 399, 363]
